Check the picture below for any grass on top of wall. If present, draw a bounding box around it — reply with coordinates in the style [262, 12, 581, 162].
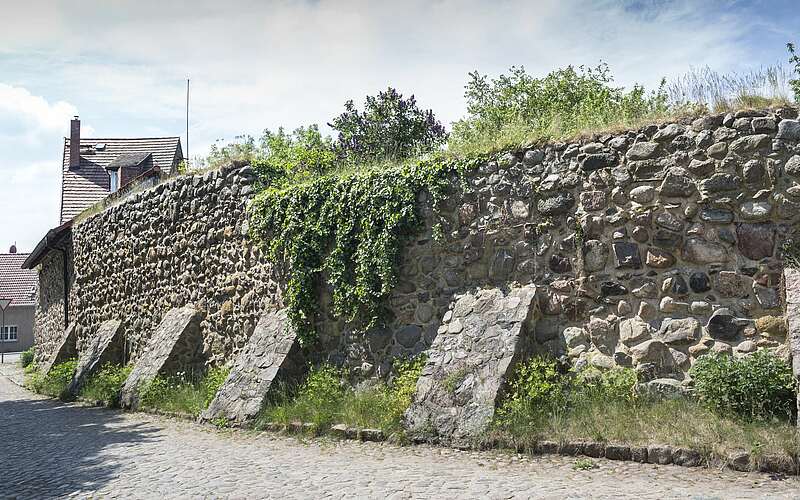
[137, 366, 230, 418]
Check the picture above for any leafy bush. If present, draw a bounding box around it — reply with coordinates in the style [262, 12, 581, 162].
[495, 357, 639, 434]
[138, 366, 230, 417]
[27, 359, 77, 399]
[788, 42, 800, 102]
[20, 347, 35, 368]
[80, 363, 132, 406]
[450, 64, 668, 155]
[690, 351, 796, 422]
[329, 87, 446, 161]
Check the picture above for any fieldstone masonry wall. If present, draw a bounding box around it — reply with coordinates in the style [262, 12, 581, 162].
[36, 108, 800, 398]
[34, 246, 73, 363]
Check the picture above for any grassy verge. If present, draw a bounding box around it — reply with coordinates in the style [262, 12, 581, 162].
[489, 356, 799, 465]
[490, 394, 799, 463]
[79, 363, 132, 407]
[138, 366, 230, 418]
[255, 357, 425, 436]
[25, 360, 77, 399]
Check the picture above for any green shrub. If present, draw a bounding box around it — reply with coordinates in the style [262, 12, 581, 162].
[450, 64, 668, 156]
[201, 366, 230, 407]
[690, 351, 796, 422]
[80, 363, 132, 407]
[20, 348, 35, 368]
[495, 357, 639, 435]
[138, 366, 230, 417]
[27, 359, 77, 399]
[259, 356, 427, 434]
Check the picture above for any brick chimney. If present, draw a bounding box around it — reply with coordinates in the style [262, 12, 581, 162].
[69, 116, 81, 169]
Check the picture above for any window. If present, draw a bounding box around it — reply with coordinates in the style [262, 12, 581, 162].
[1, 325, 17, 342]
[109, 169, 119, 193]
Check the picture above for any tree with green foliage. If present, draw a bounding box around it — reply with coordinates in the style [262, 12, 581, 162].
[787, 42, 800, 102]
[329, 87, 447, 161]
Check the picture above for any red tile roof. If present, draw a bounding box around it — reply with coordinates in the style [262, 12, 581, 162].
[61, 137, 183, 223]
[0, 253, 38, 307]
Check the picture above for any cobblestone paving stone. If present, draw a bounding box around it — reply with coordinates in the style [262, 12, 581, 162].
[1, 370, 799, 499]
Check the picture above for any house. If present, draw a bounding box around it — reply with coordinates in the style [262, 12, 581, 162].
[23, 117, 183, 350]
[0, 245, 38, 352]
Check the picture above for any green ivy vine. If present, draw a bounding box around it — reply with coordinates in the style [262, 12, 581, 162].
[248, 154, 486, 345]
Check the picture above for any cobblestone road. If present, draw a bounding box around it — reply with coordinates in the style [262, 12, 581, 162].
[1, 367, 799, 499]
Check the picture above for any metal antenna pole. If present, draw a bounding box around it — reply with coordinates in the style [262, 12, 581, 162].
[186, 78, 190, 168]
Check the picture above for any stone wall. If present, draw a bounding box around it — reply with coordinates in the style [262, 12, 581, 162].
[69, 165, 278, 366]
[34, 244, 72, 362]
[39, 108, 800, 387]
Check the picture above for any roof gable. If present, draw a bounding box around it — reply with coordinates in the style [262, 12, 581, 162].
[60, 137, 182, 223]
[0, 253, 38, 307]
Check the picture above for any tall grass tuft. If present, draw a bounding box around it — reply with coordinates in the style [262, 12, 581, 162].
[138, 366, 230, 417]
[256, 356, 426, 435]
[665, 64, 793, 113]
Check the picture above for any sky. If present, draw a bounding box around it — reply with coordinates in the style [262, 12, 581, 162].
[1, 0, 799, 252]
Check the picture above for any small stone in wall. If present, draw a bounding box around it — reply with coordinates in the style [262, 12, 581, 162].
[776, 119, 800, 140]
[739, 201, 772, 220]
[631, 226, 649, 243]
[707, 142, 728, 159]
[659, 168, 695, 197]
[662, 275, 689, 297]
[587, 317, 618, 355]
[562, 327, 588, 348]
[548, 254, 572, 274]
[537, 192, 575, 215]
[681, 237, 727, 264]
[645, 248, 675, 269]
[510, 200, 529, 219]
[689, 301, 712, 315]
[617, 300, 632, 316]
[582, 240, 609, 272]
[629, 186, 655, 204]
[637, 301, 657, 320]
[579, 191, 607, 211]
[655, 211, 684, 232]
[652, 229, 682, 251]
[735, 340, 757, 354]
[728, 134, 770, 154]
[741, 160, 765, 185]
[707, 308, 743, 341]
[652, 123, 685, 142]
[687, 158, 715, 177]
[699, 173, 739, 193]
[619, 317, 652, 346]
[581, 153, 617, 172]
[601, 281, 629, 297]
[716, 271, 748, 298]
[612, 242, 641, 269]
[735, 223, 775, 260]
[626, 141, 659, 160]
[658, 317, 701, 345]
[699, 208, 734, 224]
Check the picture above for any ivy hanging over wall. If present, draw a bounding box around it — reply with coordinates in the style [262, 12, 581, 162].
[248, 156, 484, 345]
